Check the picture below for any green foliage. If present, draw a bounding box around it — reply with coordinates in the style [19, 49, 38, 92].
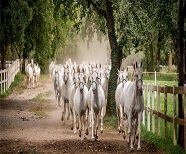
[1, 0, 32, 61]
[103, 115, 117, 129]
[0, 73, 25, 99]
[143, 73, 178, 81]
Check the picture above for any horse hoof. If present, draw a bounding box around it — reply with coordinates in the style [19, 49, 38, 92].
[130, 148, 134, 152]
[101, 130, 103, 133]
[92, 137, 95, 141]
[123, 135, 126, 139]
[71, 127, 73, 130]
[95, 135, 98, 140]
[137, 147, 141, 150]
[136, 134, 139, 140]
[85, 129, 89, 135]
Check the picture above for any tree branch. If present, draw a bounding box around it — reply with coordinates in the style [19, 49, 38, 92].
[87, 0, 107, 18]
[182, 0, 186, 21]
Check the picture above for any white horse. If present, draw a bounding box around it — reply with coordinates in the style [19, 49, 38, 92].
[115, 68, 128, 134]
[87, 69, 105, 141]
[53, 68, 64, 108]
[25, 63, 34, 88]
[61, 64, 73, 121]
[68, 70, 79, 133]
[74, 70, 89, 140]
[121, 62, 144, 150]
[33, 64, 40, 86]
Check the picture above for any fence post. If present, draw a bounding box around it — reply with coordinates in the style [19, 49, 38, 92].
[143, 83, 145, 125]
[184, 84, 186, 150]
[152, 83, 155, 134]
[147, 83, 151, 131]
[173, 85, 177, 146]
[155, 71, 156, 98]
[164, 84, 168, 139]
[157, 84, 161, 136]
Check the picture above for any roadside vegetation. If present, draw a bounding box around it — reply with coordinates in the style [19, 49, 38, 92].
[0, 72, 25, 99]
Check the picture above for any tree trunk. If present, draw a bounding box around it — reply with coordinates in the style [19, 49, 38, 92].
[168, 50, 173, 71]
[146, 41, 154, 72]
[175, 0, 186, 148]
[156, 32, 164, 71]
[1, 45, 8, 70]
[105, 0, 122, 116]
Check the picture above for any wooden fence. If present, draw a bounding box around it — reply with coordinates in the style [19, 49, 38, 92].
[142, 83, 186, 149]
[0, 59, 21, 93]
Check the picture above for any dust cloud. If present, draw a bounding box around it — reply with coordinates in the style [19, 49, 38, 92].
[73, 34, 110, 65]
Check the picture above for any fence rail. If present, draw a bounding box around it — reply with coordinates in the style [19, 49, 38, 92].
[142, 83, 186, 149]
[0, 59, 21, 93]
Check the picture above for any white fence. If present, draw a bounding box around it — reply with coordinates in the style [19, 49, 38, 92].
[0, 59, 21, 93]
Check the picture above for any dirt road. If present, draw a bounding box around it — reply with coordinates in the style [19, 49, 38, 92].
[0, 75, 162, 153]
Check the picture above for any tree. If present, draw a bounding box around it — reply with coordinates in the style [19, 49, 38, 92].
[174, 0, 186, 148]
[0, 0, 32, 69]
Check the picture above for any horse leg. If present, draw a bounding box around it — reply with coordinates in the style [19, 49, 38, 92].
[73, 111, 77, 134]
[130, 120, 135, 151]
[85, 109, 89, 135]
[32, 75, 34, 88]
[128, 113, 134, 150]
[66, 102, 70, 120]
[61, 100, 65, 121]
[79, 115, 82, 138]
[119, 104, 124, 133]
[91, 109, 95, 141]
[100, 108, 104, 133]
[137, 112, 142, 150]
[95, 114, 99, 139]
[70, 108, 73, 130]
[116, 107, 120, 133]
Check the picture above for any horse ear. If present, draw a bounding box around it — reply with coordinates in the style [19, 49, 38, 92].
[77, 65, 80, 73]
[140, 62, 142, 68]
[133, 63, 136, 70]
[136, 62, 138, 68]
[126, 67, 128, 72]
[117, 69, 120, 75]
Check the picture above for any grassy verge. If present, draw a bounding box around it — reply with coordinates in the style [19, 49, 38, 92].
[104, 115, 186, 154]
[141, 125, 186, 154]
[0, 72, 25, 99]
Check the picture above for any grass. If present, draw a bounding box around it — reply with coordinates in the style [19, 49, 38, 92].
[29, 107, 48, 117]
[103, 115, 117, 130]
[141, 125, 186, 154]
[32, 92, 51, 103]
[0, 72, 25, 98]
[143, 73, 178, 81]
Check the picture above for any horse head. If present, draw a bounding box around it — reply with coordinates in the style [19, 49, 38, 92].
[91, 71, 99, 94]
[63, 65, 69, 84]
[133, 62, 143, 96]
[79, 72, 86, 93]
[121, 67, 128, 87]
